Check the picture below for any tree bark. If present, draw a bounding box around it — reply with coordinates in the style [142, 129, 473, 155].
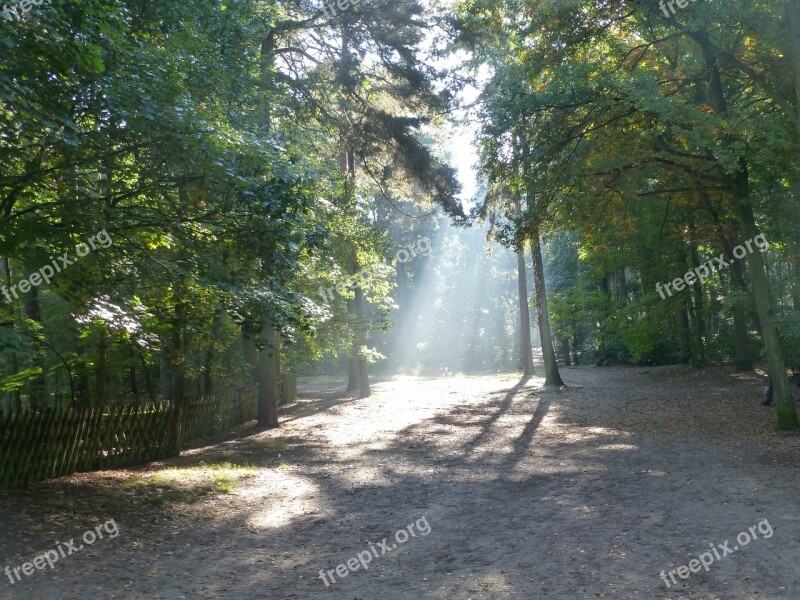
[25, 285, 47, 410]
[130, 365, 139, 403]
[701, 197, 755, 370]
[75, 335, 90, 408]
[732, 299, 752, 371]
[688, 239, 707, 367]
[559, 338, 572, 367]
[139, 350, 156, 404]
[676, 295, 692, 364]
[353, 280, 371, 398]
[341, 141, 370, 396]
[514, 201, 536, 378]
[734, 185, 798, 429]
[616, 267, 628, 304]
[255, 29, 282, 427]
[516, 247, 536, 377]
[347, 333, 359, 391]
[95, 326, 108, 408]
[693, 29, 797, 428]
[530, 230, 565, 387]
[170, 302, 187, 455]
[257, 319, 281, 428]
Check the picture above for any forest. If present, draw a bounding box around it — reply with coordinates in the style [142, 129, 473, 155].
[1, 0, 799, 598]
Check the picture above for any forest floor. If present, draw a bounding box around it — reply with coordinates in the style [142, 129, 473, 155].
[1, 365, 800, 599]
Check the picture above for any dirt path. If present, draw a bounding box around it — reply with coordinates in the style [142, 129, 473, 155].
[1, 366, 799, 599]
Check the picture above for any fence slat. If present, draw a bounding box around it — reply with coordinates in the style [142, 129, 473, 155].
[0, 388, 257, 489]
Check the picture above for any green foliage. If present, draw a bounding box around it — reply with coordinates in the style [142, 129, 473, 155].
[0, 0, 464, 411]
[455, 0, 800, 373]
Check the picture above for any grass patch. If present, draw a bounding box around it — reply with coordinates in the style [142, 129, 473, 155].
[253, 438, 289, 451]
[100, 496, 121, 510]
[125, 461, 258, 505]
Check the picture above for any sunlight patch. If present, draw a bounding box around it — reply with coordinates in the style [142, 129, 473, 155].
[596, 443, 639, 452]
[245, 473, 329, 529]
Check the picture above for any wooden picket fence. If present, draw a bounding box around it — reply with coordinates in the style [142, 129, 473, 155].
[182, 388, 258, 442]
[0, 388, 258, 489]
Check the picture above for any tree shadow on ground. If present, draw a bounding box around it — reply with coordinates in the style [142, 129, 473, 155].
[1, 367, 798, 600]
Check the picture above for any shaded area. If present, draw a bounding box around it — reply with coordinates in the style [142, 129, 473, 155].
[0, 367, 799, 600]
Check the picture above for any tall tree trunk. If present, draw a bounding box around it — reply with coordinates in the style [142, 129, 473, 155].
[701, 197, 755, 370]
[95, 326, 108, 408]
[516, 247, 535, 377]
[170, 302, 187, 455]
[530, 230, 565, 387]
[255, 29, 282, 426]
[728, 248, 757, 371]
[25, 286, 47, 410]
[693, 30, 797, 428]
[342, 143, 370, 396]
[732, 297, 752, 371]
[688, 237, 707, 367]
[75, 334, 90, 408]
[514, 202, 535, 378]
[511, 136, 536, 378]
[347, 330, 359, 391]
[734, 183, 798, 429]
[347, 280, 360, 392]
[690, 288, 707, 367]
[678, 298, 691, 364]
[353, 278, 371, 398]
[130, 365, 139, 402]
[599, 275, 610, 297]
[725, 229, 760, 369]
[335, 30, 370, 395]
[559, 338, 572, 367]
[139, 350, 156, 404]
[257, 319, 280, 428]
[617, 267, 628, 304]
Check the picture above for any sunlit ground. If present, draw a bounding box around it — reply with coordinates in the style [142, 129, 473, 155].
[1, 366, 799, 600]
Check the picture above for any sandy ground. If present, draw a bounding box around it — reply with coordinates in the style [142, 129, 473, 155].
[1, 365, 799, 599]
